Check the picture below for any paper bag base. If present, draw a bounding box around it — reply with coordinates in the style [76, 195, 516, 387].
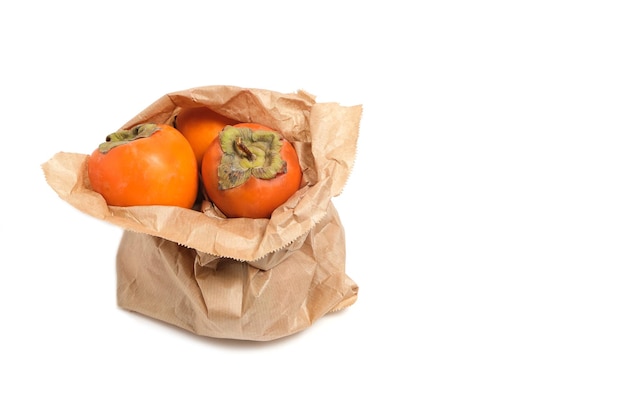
[116, 203, 358, 341]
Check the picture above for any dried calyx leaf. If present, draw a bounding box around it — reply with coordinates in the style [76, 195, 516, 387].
[218, 126, 286, 190]
[98, 123, 160, 153]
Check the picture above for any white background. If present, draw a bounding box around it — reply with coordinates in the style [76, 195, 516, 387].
[2, 1, 625, 415]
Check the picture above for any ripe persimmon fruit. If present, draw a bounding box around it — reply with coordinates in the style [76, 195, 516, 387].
[87, 123, 198, 208]
[174, 106, 238, 167]
[201, 123, 302, 219]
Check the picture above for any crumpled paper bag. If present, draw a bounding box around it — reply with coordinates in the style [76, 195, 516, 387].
[42, 85, 362, 341]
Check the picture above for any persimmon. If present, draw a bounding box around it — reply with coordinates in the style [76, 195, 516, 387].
[174, 106, 238, 166]
[87, 123, 198, 208]
[201, 123, 302, 219]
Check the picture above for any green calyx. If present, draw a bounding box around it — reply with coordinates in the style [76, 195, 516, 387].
[218, 125, 286, 190]
[98, 123, 160, 153]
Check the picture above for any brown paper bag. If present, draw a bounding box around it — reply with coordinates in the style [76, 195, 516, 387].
[117, 203, 357, 341]
[42, 85, 362, 341]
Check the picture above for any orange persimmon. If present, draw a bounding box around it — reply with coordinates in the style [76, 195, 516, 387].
[201, 123, 302, 219]
[87, 123, 198, 208]
[174, 106, 238, 166]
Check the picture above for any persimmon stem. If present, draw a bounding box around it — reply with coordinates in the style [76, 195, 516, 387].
[98, 123, 160, 153]
[235, 137, 256, 161]
[217, 125, 285, 190]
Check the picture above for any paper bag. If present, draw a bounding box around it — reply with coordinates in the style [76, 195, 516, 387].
[117, 203, 357, 341]
[42, 85, 362, 341]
